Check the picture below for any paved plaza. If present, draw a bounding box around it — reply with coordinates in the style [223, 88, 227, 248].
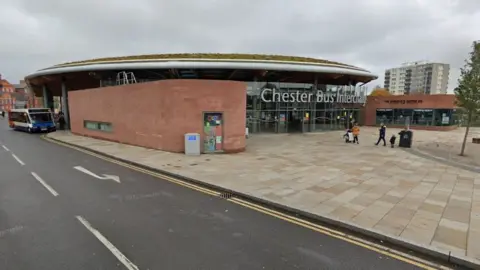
[414, 128, 480, 170]
[47, 126, 480, 264]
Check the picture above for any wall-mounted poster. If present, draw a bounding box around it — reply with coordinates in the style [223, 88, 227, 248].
[203, 112, 224, 153]
[442, 116, 450, 125]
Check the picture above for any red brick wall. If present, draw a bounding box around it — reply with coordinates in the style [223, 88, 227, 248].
[364, 94, 457, 130]
[68, 79, 247, 153]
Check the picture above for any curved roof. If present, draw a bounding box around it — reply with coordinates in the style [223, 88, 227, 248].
[51, 53, 362, 69]
[26, 53, 378, 80]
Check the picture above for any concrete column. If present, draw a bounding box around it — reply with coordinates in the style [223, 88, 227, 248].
[42, 85, 48, 108]
[42, 85, 54, 111]
[61, 79, 70, 129]
[311, 76, 318, 132]
[252, 77, 258, 133]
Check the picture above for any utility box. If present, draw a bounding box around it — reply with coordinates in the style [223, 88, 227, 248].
[184, 133, 201, 155]
[398, 130, 413, 148]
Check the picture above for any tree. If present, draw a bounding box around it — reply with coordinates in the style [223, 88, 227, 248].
[455, 41, 480, 156]
[369, 88, 391, 97]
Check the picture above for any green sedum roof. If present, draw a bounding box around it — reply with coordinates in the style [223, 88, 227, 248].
[52, 53, 361, 69]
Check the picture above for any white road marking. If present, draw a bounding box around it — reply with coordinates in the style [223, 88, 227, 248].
[2, 145, 9, 151]
[75, 216, 139, 270]
[11, 154, 25, 165]
[73, 166, 120, 183]
[31, 172, 59, 197]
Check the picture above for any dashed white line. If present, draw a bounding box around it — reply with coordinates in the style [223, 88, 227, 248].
[11, 154, 25, 165]
[2, 145, 9, 151]
[75, 216, 140, 270]
[31, 172, 59, 197]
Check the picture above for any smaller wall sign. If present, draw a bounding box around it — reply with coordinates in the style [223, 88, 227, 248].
[384, 100, 423, 104]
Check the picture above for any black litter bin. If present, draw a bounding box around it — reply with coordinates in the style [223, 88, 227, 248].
[398, 130, 413, 148]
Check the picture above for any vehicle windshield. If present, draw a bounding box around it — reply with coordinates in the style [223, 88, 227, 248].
[30, 113, 52, 123]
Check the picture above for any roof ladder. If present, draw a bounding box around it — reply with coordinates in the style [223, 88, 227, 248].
[116, 71, 137, 85]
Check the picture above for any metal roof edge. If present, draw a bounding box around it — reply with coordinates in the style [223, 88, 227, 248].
[27, 61, 378, 81]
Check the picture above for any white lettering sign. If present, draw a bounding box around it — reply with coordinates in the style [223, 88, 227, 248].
[260, 89, 366, 104]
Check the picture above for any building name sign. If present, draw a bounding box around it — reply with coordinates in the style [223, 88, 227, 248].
[384, 99, 423, 104]
[260, 89, 366, 104]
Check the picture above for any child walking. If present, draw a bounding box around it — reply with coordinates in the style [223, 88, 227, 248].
[352, 123, 360, 144]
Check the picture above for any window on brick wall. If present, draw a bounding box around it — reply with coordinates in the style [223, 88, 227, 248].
[84, 120, 113, 132]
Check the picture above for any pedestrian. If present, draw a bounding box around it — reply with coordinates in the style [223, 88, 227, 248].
[352, 122, 360, 144]
[375, 123, 387, 146]
[1, 111, 4, 118]
[389, 134, 397, 148]
[344, 128, 353, 143]
[58, 112, 66, 130]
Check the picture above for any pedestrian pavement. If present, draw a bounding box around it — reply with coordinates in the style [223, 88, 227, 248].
[47, 127, 480, 266]
[414, 128, 480, 170]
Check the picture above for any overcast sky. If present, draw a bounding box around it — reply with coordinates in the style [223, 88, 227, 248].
[0, 0, 479, 92]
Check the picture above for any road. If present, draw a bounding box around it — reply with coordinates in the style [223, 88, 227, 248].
[0, 119, 447, 270]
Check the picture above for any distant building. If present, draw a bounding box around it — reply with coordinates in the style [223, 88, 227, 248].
[1, 77, 42, 109]
[384, 61, 450, 95]
[0, 77, 16, 111]
[13, 80, 27, 94]
[12, 80, 29, 108]
[27, 95, 43, 108]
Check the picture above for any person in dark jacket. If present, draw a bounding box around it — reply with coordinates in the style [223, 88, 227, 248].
[389, 134, 397, 148]
[375, 123, 387, 146]
[58, 112, 66, 130]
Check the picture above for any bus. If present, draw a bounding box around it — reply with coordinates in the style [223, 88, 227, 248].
[8, 108, 56, 133]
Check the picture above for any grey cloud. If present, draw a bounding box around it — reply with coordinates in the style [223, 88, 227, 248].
[1, 0, 479, 92]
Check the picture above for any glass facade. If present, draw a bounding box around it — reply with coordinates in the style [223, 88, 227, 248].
[246, 82, 368, 133]
[375, 108, 458, 126]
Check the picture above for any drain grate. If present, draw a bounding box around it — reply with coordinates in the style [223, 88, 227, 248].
[220, 192, 233, 199]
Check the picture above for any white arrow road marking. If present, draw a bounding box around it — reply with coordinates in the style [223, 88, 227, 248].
[12, 154, 25, 165]
[31, 172, 59, 197]
[73, 166, 120, 183]
[2, 145, 9, 151]
[75, 216, 139, 270]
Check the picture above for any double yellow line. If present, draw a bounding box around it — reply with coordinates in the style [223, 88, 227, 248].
[43, 135, 448, 270]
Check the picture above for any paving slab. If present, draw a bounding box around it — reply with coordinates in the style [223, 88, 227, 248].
[47, 127, 480, 266]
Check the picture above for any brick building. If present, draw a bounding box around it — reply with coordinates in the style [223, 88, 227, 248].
[24, 53, 379, 153]
[0, 77, 16, 111]
[364, 94, 458, 131]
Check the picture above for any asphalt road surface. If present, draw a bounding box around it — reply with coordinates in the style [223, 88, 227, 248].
[0, 119, 443, 270]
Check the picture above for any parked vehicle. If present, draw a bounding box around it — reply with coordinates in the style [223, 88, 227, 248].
[8, 108, 56, 133]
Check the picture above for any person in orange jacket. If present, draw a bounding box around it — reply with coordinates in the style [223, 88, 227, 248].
[352, 123, 360, 144]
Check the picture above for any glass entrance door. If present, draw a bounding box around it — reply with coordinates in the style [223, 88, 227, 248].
[287, 110, 303, 133]
[277, 111, 288, 133]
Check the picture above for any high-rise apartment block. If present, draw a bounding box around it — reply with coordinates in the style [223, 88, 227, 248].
[384, 61, 450, 95]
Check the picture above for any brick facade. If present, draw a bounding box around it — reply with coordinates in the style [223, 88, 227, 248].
[68, 79, 246, 153]
[0, 79, 16, 111]
[364, 94, 457, 131]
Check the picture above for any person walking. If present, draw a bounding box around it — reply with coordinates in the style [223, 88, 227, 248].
[375, 123, 387, 146]
[58, 112, 66, 130]
[352, 123, 360, 144]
